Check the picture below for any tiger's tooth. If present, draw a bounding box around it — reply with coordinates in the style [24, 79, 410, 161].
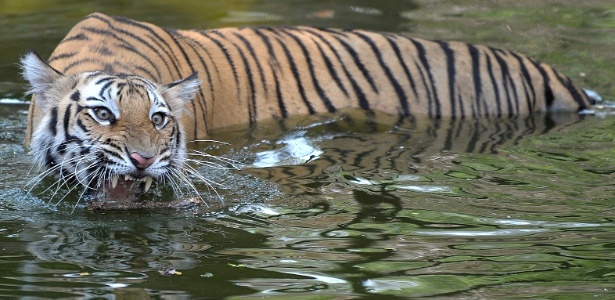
[125, 174, 130, 181]
[144, 176, 153, 193]
[111, 175, 119, 189]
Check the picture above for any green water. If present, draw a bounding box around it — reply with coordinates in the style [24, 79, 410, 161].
[1, 1, 615, 298]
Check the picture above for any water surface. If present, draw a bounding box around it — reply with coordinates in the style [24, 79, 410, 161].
[1, 1, 615, 298]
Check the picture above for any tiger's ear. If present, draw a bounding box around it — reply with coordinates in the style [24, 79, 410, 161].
[20, 50, 65, 110]
[161, 72, 200, 115]
[20, 50, 64, 95]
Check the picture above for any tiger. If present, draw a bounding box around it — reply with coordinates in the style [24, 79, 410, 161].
[20, 12, 593, 206]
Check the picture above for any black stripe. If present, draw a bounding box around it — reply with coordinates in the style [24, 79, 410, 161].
[492, 49, 519, 117]
[407, 38, 441, 118]
[63, 104, 72, 140]
[234, 29, 274, 121]
[160, 29, 202, 134]
[45, 148, 57, 169]
[325, 29, 379, 94]
[176, 35, 211, 136]
[59, 52, 159, 82]
[76, 118, 88, 132]
[114, 43, 160, 79]
[80, 25, 164, 80]
[95, 76, 116, 85]
[79, 146, 91, 157]
[233, 31, 269, 95]
[215, 31, 257, 124]
[252, 29, 287, 118]
[130, 65, 158, 81]
[57, 141, 68, 155]
[172, 121, 182, 151]
[553, 70, 589, 110]
[467, 44, 483, 117]
[106, 141, 123, 152]
[84, 71, 103, 81]
[384, 34, 419, 113]
[509, 52, 538, 111]
[106, 15, 183, 79]
[102, 148, 123, 160]
[159, 145, 173, 161]
[281, 28, 336, 113]
[199, 31, 241, 102]
[302, 28, 369, 110]
[353, 31, 409, 115]
[62, 58, 99, 74]
[468, 93, 478, 117]
[48, 52, 78, 63]
[60, 33, 89, 43]
[515, 71, 533, 114]
[159, 146, 172, 161]
[484, 54, 503, 117]
[48, 107, 58, 136]
[309, 33, 349, 97]
[532, 62, 555, 109]
[99, 80, 115, 99]
[436, 41, 457, 118]
[410, 59, 434, 115]
[265, 28, 316, 114]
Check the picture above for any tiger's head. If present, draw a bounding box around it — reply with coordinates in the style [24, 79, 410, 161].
[20, 51, 201, 202]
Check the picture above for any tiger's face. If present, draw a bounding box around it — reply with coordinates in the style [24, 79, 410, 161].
[21, 51, 200, 202]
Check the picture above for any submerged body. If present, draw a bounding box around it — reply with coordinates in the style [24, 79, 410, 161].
[21, 12, 592, 204]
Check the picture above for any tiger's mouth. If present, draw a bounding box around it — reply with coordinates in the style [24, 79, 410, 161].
[111, 174, 155, 193]
[99, 174, 156, 202]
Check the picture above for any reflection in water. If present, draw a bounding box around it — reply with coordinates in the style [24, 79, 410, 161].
[3, 101, 615, 298]
[229, 110, 585, 196]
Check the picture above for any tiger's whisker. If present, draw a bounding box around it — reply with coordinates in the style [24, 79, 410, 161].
[187, 150, 239, 163]
[49, 153, 100, 207]
[168, 168, 208, 206]
[190, 139, 231, 145]
[184, 158, 238, 170]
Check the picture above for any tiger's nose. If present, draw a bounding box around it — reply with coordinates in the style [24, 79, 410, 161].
[130, 152, 157, 169]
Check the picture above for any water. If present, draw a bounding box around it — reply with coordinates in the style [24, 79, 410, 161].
[1, 1, 615, 298]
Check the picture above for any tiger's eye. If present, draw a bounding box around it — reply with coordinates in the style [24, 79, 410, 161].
[95, 107, 112, 121]
[152, 112, 166, 126]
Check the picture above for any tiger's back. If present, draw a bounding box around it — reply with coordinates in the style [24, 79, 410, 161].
[26, 12, 592, 144]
